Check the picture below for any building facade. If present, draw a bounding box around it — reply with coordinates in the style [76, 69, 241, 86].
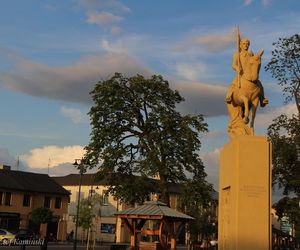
[0, 166, 70, 240]
[53, 173, 120, 243]
[53, 173, 218, 244]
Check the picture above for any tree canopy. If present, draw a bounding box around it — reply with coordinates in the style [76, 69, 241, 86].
[265, 34, 300, 113]
[30, 207, 53, 225]
[266, 34, 300, 235]
[77, 194, 102, 230]
[265, 34, 300, 196]
[85, 73, 208, 205]
[267, 114, 300, 195]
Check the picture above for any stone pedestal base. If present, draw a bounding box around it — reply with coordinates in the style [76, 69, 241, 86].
[218, 136, 272, 250]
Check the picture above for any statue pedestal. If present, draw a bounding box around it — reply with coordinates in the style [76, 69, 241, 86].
[218, 136, 272, 250]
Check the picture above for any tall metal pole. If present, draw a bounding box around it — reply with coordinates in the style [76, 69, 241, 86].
[86, 175, 94, 250]
[236, 26, 241, 88]
[73, 163, 84, 250]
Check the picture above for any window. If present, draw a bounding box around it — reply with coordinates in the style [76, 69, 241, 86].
[102, 191, 109, 205]
[55, 197, 61, 209]
[5, 192, 11, 206]
[44, 196, 51, 208]
[0, 192, 3, 205]
[23, 194, 31, 207]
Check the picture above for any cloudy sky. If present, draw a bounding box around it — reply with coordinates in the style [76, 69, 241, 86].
[0, 0, 299, 199]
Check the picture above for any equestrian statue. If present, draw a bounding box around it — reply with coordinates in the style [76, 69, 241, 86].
[226, 28, 268, 139]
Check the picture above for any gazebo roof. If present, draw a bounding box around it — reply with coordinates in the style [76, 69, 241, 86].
[115, 200, 194, 220]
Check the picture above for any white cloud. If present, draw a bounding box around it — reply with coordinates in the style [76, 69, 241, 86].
[0, 147, 96, 176]
[60, 106, 87, 124]
[78, 0, 129, 33]
[175, 62, 208, 81]
[244, 0, 272, 6]
[101, 39, 128, 53]
[244, 0, 252, 5]
[176, 29, 235, 53]
[78, 0, 130, 13]
[255, 103, 297, 129]
[192, 32, 235, 53]
[20, 145, 86, 169]
[86, 11, 123, 26]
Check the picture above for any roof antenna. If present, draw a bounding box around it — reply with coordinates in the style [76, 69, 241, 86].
[47, 158, 51, 175]
[16, 156, 20, 171]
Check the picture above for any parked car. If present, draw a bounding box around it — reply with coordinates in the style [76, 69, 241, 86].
[15, 229, 36, 240]
[0, 229, 16, 245]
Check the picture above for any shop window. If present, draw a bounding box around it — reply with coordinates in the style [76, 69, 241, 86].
[5, 192, 11, 206]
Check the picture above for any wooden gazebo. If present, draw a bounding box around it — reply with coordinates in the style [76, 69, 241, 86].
[115, 200, 194, 250]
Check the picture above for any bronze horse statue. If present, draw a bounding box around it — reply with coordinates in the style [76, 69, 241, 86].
[227, 50, 265, 138]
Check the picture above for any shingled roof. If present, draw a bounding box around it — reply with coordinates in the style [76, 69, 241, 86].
[115, 200, 194, 220]
[52, 173, 110, 186]
[53, 174, 219, 200]
[53, 173, 182, 193]
[0, 169, 70, 195]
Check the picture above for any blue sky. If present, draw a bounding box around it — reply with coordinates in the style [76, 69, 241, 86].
[0, 0, 299, 196]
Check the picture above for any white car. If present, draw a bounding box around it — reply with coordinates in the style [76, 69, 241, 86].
[210, 239, 218, 246]
[0, 229, 16, 245]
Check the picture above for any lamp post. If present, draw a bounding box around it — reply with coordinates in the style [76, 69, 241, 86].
[73, 159, 87, 250]
[86, 175, 95, 250]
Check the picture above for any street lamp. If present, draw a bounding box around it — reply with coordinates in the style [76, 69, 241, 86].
[86, 174, 96, 250]
[73, 158, 87, 250]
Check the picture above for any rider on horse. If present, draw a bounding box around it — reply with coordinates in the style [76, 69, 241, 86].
[226, 38, 268, 107]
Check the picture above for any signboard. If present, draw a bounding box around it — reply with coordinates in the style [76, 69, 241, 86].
[100, 223, 116, 234]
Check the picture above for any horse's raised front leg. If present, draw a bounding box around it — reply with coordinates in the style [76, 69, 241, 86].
[239, 95, 249, 124]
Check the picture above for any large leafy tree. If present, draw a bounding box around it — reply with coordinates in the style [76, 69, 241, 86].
[267, 114, 300, 195]
[265, 34, 300, 234]
[273, 197, 300, 226]
[265, 34, 300, 195]
[265, 34, 300, 113]
[85, 73, 208, 205]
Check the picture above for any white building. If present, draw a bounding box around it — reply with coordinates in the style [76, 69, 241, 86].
[53, 173, 120, 243]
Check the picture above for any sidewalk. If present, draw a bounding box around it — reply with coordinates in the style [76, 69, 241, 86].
[0, 242, 190, 250]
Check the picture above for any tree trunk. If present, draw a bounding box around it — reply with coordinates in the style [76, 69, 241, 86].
[293, 90, 300, 120]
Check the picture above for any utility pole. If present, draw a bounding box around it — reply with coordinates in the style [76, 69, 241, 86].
[73, 159, 87, 250]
